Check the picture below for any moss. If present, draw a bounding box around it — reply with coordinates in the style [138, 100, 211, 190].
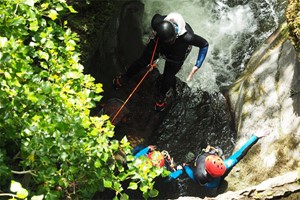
[286, 0, 300, 60]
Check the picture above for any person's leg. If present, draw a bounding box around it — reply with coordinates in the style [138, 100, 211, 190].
[154, 61, 182, 111]
[160, 61, 182, 97]
[113, 39, 159, 89]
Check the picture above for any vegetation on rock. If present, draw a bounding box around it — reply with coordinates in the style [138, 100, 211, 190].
[286, 0, 300, 59]
[0, 0, 168, 199]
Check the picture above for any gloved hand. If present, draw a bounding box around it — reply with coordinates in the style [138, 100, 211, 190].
[148, 145, 156, 151]
[254, 130, 270, 138]
[176, 165, 183, 170]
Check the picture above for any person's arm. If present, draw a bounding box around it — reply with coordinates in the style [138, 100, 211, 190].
[167, 166, 184, 180]
[183, 165, 197, 182]
[134, 145, 157, 159]
[134, 146, 150, 159]
[224, 131, 269, 171]
[186, 34, 209, 81]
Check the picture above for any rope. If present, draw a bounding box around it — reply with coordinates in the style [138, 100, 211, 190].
[111, 38, 159, 124]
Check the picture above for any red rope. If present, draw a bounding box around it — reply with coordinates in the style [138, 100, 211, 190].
[111, 38, 159, 124]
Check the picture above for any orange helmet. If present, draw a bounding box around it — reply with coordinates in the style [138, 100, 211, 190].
[205, 155, 226, 177]
[147, 151, 165, 167]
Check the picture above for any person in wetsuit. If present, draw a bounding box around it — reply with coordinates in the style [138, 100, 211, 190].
[168, 131, 269, 193]
[113, 12, 209, 111]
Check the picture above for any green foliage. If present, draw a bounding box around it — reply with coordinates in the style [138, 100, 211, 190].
[0, 0, 168, 199]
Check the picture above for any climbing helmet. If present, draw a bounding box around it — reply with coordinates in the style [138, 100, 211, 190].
[156, 21, 176, 44]
[205, 155, 226, 177]
[148, 151, 165, 167]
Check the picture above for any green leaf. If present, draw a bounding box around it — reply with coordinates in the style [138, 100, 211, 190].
[139, 182, 148, 193]
[110, 140, 119, 151]
[66, 71, 81, 79]
[29, 20, 39, 31]
[101, 152, 109, 162]
[60, 152, 68, 161]
[120, 193, 129, 200]
[113, 196, 118, 200]
[10, 17, 25, 26]
[25, 0, 35, 7]
[10, 180, 22, 192]
[41, 81, 52, 94]
[148, 189, 159, 197]
[55, 3, 64, 12]
[16, 188, 29, 199]
[48, 10, 58, 20]
[31, 195, 45, 200]
[161, 168, 171, 177]
[0, 37, 7, 48]
[67, 6, 77, 13]
[69, 166, 78, 174]
[38, 50, 49, 61]
[27, 92, 38, 103]
[128, 182, 138, 190]
[94, 159, 101, 168]
[89, 128, 98, 136]
[103, 179, 112, 188]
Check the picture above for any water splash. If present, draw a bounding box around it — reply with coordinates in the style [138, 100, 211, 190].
[140, 0, 285, 93]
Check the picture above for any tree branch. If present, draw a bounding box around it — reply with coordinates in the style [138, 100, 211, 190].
[11, 170, 37, 177]
[0, 193, 17, 198]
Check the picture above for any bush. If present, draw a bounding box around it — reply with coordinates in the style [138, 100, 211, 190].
[0, 0, 167, 199]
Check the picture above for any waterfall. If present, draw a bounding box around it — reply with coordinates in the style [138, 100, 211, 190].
[140, 0, 287, 92]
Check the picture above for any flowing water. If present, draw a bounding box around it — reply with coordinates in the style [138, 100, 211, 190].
[140, 0, 287, 92]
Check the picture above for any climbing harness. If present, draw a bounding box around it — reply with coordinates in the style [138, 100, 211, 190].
[202, 145, 220, 156]
[161, 150, 176, 171]
[193, 145, 223, 167]
[161, 150, 170, 159]
[111, 38, 159, 124]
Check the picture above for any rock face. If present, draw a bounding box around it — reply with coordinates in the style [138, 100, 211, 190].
[227, 23, 300, 191]
[178, 170, 300, 200]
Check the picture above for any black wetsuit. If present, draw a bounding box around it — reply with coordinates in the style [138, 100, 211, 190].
[124, 13, 209, 98]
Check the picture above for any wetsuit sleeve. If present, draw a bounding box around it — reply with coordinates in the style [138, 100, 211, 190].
[184, 165, 197, 182]
[195, 46, 208, 68]
[168, 169, 184, 180]
[134, 147, 150, 159]
[224, 135, 259, 171]
[185, 33, 209, 68]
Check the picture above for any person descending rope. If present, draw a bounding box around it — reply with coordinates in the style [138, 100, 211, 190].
[168, 131, 270, 192]
[113, 12, 209, 111]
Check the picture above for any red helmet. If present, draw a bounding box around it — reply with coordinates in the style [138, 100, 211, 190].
[147, 151, 165, 167]
[205, 155, 226, 177]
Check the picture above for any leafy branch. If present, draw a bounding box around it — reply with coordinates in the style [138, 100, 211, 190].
[0, 0, 167, 199]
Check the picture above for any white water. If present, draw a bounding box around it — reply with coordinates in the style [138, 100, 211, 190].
[140, 0, 285, 93]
